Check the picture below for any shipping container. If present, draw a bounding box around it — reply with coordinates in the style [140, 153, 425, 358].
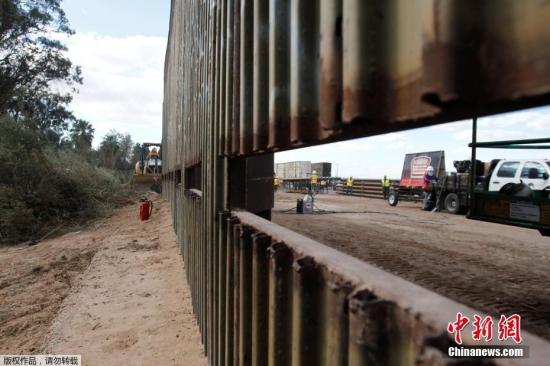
[275, 161, 311, 179]
[311, 162, 332, 177]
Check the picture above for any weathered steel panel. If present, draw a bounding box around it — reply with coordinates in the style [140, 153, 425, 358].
[164, 0, 550, 163]
[252, 0, 269, 152]
[162, 0, 550, 365]
[268, 0, 292, 150]
[290, 0, 320, 144]
[319, 0, 342, 139]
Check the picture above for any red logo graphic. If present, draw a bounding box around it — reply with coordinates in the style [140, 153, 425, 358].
[410, 156, 432, 178]
[498, 314, 522, 344]
[448, 312, 470, 345]
[448, 313, 522, 345]
[472, 315, 494, 342]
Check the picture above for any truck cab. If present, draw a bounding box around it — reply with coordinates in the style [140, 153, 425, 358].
[488, 159, 550, 192]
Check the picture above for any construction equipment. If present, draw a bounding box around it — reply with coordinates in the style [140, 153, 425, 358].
[388, 151, 446, 207]
[390, 140, 550, 235]
[131, 143, 162, 191]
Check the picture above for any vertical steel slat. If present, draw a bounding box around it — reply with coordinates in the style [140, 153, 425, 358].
[291, 256, 323, 366]
[198, 199, 202, 337]
[239, 0, 254, 155]
[342, 0, 372, 124]
[200, 199, 205, 345]
[197, 201, 201, 337]
[233, 223, 242, 365]
[207, 1, 214, 357]
[176, 185, 183, 259]
[189, 196, 194, 310]
[218, 212, 230, 366]
[251, 233, 271, 366]
[290, 0, 320, 144]
[224, 0, 234, 155]
[322, 275, 352, 365]
[225, 217, 239, 365]
[319, 0, 342, 138]
[218, 0, 227, 155]
[213, 3, 221, 363]
[268, 0, 291, 149]
[203, 2, 208, 346]
[231, 0, 242, 156]
[252, 0, 269, 152]
[193, 199, 197, 316]
[267, 242, 293, 366]
[191, 198, 195, 311]
[348, 290, 422, 365]
[238, 226, 255, 366]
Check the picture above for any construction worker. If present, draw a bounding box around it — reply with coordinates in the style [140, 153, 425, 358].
[310, 170, 318, 194]
[381, 175, 391, 199]
[422, 166, 438, 210]
[346, 176, 354, 195]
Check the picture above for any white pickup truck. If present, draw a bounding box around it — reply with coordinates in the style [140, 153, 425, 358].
[487, 159, 550, 192]
[428, 159, 550, 214]
[389, 158, 550, 214]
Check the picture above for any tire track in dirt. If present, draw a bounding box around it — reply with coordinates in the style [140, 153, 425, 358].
[273, 192, 550, 340]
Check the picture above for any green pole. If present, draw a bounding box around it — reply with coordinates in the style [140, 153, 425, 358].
[468, 117, 477, 215]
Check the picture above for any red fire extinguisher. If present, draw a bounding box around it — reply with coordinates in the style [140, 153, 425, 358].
[139, 198, 153, 221]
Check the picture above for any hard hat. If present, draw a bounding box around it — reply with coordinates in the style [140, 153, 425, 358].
[426, 166, 434, 175]
[312, 170, 317, 174]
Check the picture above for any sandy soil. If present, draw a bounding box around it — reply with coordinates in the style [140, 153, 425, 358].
[0, 194, 206, 366]
[272, 191, 550, 341]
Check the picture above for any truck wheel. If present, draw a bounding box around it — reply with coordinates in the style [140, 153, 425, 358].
[388, 192, 399, 206]
[444, 193, 461, 214]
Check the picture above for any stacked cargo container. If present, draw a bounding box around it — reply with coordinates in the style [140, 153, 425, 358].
[275, 161, 332, 179]
[311, 162, 331, 177]
[275, 161, 311, 179]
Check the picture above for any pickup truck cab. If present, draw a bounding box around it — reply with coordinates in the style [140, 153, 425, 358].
[488, 159, 550, 192]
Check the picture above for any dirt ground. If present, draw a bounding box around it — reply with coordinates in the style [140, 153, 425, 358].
[0, 194, 206, 365]
[272, 191, 550, 341]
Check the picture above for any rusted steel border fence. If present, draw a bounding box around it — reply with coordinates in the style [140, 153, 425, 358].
[167, 189, 550, 365]
[162, 0, 550, 364]
[162, 0, 550, 171]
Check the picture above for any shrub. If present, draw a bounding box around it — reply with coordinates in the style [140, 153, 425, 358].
[0, 117, 131, 244]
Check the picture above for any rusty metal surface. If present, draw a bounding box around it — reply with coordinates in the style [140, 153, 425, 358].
[163, 0, 550, 163]
[234, 210, 550, 366]
[161, 0, 550, 365]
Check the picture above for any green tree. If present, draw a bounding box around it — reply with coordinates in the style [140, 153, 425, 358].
[70, 119, 94, 154]
[98, 130, 134, 171]
[99, 131, 120, 169]
[116, 133, 133, 170]
[0, 0, 82, 141]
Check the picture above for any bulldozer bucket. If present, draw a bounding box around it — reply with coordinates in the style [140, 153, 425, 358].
[131, 174, 161, 192]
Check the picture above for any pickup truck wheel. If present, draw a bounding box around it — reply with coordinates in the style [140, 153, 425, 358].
[444, 193, 461, 214]
[388, 192, 399, 206]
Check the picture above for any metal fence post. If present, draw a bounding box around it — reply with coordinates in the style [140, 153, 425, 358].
[267, 242, 294, 366]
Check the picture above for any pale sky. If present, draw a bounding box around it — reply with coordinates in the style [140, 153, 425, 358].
[62, 0, 170, 145]
[276, 107, 550, 178]
[60, 1, 550, 178]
